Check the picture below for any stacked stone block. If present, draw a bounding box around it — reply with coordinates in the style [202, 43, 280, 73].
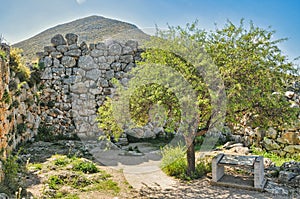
[39, 33, 140, 138]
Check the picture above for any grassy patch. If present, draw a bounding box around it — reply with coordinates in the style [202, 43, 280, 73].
[54, 192, 80, 199]
[251, 146, 300, 166]
[72, 160, 99, 174]
[53, 155, 70, 167]
[48, 175, 64, 190]
[27, 163, 43, 171]
[42, 154, 120, 197]
[83, 179, 120, 194]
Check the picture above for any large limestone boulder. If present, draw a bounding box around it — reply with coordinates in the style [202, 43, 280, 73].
[277, 132, 299, 145]
[51, 34, 67, 46]
[263, 138, 281, 151]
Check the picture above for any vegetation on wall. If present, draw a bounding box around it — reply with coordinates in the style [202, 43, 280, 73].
[9, 48, 30, 82]
[0, 49, 7, 61]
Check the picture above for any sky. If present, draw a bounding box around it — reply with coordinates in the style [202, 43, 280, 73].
[0, 0, 300, 61]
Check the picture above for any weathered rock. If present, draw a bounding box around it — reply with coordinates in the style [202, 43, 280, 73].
[41, 68, 53, 80]
[108, 43, 122, 55]
[125, 40, 138, 51]
[279, 132, 299, 145]
[78, 55, 98, 71]
[64, 49, 81, 57]
[266, 127, 277, 139]
[65, 33, 78, 45]
[44, 46, 56, 53]
[283, 145, 300, 153]
[263, 138, 281, 150]
[285, 91, 295, 99]
[91, 49, 105, 57]
[43, 56, 52, 67]
[61, 56, 76, 67]
[51, 34, 67, 46]
[70, 82, 87, 94]
[86, 69, 101, 81]
[278, 171, 297, 182]
[56, 45, 68, 53]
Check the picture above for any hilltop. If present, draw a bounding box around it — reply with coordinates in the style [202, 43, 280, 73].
[13, 15, 149, 60]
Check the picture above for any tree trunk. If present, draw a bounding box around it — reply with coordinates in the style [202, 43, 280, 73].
[186, 140, 195, 176]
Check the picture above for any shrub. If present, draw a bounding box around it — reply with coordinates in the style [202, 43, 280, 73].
[0, 49, 7, 61]
[8, 80, 17, 91]
[1, 89, 10, 104]
[72, 160, 99, 174]
[16, 123, 27, 135]
[160, 143, 211, 180]
[1, 153, 20, 194]
[160, 143, 187, 178]
[35, 124, 55, 141]
[54, 156, 69, 167]
[9, 48, 30, 81]
[48, 175, 63, 190]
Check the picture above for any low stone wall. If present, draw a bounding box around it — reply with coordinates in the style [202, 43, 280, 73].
[39, 33, 142, 138]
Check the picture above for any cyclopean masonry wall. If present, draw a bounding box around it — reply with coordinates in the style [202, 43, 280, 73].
[0, 43, 42, 158]
[39, 33, 141, 139]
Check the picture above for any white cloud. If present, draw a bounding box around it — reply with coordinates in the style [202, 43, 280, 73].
[76, 0, 87, 5]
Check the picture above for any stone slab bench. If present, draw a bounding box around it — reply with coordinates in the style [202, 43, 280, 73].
[211, 153, 267, 191]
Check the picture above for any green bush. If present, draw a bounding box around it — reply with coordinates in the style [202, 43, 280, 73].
[54, 156, 70, 167]
[35, 124, 55, 141]
[160, 143, 187, 178]
[1, 89, 10, 104]
[0, 49, 7, 61]
[1, 153, 20, 194]
[160, 143, 211, 180]
[72, 160, 99, 174]
[48, 175, 63, 190]
[9, 48, 30, 81]
[16, 123, 27, 135]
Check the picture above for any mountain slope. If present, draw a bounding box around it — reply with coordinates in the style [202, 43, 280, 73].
[13, 15, 149, 60]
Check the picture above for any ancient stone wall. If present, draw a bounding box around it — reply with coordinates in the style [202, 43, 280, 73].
[39, 33, 141, 139]
[0, 44, 41, 158]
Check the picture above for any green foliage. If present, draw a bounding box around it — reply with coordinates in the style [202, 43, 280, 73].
[27, 163, 42, 171]
[96, 97, 123, 141]
[35, 123, 55, 141]
[83, 179, 120, 194]
[0, 49, 7, 61]
[1, 89, 10, 104]
[16, 123, 27, 135]
[129, 83, 181, 133]
[48, 175, 63, 190]
[8, 80, 18, 91]
[251, 146, 300, 166]
[72, 160, 99, 174]
[1, 153, 21, 194]
[54, 156, 70, 167]
[160, 144, 211, 180]
[204, 20, 298, 128]
[9, 100, 20, 109]
[54, 192, 80, 199]
[9, 48, 31, 81]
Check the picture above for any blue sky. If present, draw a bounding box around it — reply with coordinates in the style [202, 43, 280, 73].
[0, 0, 300, 61]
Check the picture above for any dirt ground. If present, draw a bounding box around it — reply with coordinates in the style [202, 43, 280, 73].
[18, 140, 299, 199]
